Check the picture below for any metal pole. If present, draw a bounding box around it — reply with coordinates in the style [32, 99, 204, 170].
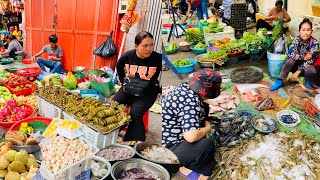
[284, 0, 288, 11]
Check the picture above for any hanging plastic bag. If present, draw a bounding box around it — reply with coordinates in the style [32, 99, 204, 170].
[93, 31, 116, 58]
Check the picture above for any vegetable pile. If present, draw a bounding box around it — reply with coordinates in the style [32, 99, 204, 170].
[203, 22, 226, 33]
[185, 29, 204, 44]
[205, 50, 229, 65]
[63, 72, 77, 90]
[165, 41, 177, 51]
[0, 100, 32, 123]
[173, 58, 192, 67]
[193, 42, 207, 50]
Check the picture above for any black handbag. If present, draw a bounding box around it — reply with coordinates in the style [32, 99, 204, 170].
[123, 76, 151, 97]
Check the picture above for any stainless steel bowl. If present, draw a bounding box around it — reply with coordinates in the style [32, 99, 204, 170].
[111, 158, 170, 180]
[195, 54, 215, 68]
[251, 114, 278, 134]
[73, 66, 86, 73]
[13, 144, 40, 154]
[89, 156, 112, 179]
[134, 142, 180, 174]
[97, 144, 135, 162]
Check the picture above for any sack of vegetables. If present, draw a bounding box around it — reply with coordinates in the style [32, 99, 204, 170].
[172, 58, 196, 74]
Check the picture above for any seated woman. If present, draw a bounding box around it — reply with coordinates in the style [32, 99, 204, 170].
[256, 0, 291, 31]
[270, 18, 319, 91]
[113, 31, 162, 144]
[0, 35, 22, 58]
[162, 68, 222, 180]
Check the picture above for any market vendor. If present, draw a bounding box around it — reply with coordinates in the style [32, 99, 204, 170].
[0, 34, 22, 58]
[270, 18, 319, 91]
[191, 0, 209, 20]
[32, 34, 64, 74]
[256, 0, 291, 31]
[177, 0, 196, 17]
[162, 68, 222, 180]
[113, 31, 162, 144]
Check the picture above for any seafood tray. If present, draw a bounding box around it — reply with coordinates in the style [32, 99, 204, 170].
[97, 144, 135, 161]
[251, 114, 278, 133]
[276, 110, 301, 127]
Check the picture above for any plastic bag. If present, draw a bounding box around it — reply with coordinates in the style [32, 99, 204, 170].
[274, 37, 285, 53]
[63, 72, 77, 90]
[93, 32, 116, 58]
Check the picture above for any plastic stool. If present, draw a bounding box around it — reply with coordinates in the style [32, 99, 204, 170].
[123, 106, 149, 133]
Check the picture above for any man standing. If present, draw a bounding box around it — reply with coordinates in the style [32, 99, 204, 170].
[33, 34, 64, 74]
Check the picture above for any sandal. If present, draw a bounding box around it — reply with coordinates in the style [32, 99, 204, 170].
[162, 65, 170, 71]
[178, 170, 201, 180]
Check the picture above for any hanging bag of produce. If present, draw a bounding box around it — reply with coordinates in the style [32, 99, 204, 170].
[88, 69, 115, 97]
[93, 31, 116, 58]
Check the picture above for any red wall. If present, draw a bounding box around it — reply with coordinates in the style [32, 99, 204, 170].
[25, 0, 124, 71]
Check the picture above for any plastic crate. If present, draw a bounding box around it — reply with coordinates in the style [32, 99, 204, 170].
[204, 30, 235, 45]
[37, 137, 98, 180]
[62, 111, 119, 149]
[2, 81, 37, 96]
[82, 125, 119, 149]
[36, 96, 62, 119]
[305, 100, 320, 118]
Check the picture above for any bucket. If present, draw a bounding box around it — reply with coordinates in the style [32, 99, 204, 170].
[267, 51, 287, 79]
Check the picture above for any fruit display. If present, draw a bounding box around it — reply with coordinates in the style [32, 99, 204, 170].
[0, 148, 38, 180]
[13, 84, 33, 91]
[0, 100, 33, 123]
[165, 41, 177, 51]
[41, 136, 92, 173]
[38, 79, 131, 133]
[15, 95, 38, 112]
[0, 86, 15, 102]
[1, 73, 28, 85]
[59, 120, 81, 130]
[0, 142, 13, 156]
[43, 119, 60, 138]
[18, 122, 35, 134]
[172, 58, 192, 67]
[5, 131, 38, 146]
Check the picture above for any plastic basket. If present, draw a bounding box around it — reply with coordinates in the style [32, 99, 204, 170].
[2, 81, 37, 96]
[17, 67, 41, 82]
[173, 58, 196, 74]
[0, 103, 35, 129]
[305, 100, 320, 118]
[204, 30, 235, 45]
[36, 96, 62, 119]
[190, 46, 207, 54]
[9, 117, 52, 131]
[267, 52, 287, 79]
[164, 45, 179, 54]
[37, 137, 98, 180]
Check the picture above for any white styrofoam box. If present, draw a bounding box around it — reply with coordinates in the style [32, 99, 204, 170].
[38, 137, 98, 180]
[204, 30, 235, 45]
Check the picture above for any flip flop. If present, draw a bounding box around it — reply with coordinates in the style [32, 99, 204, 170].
[178, 170, 201, 180]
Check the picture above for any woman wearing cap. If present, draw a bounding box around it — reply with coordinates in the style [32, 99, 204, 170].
[162, 68, 221, 180]
[256, 0, 291, 31]
[270, 18, 319, 91]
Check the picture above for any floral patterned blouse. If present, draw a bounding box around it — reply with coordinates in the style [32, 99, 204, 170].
[288, 35, 319, 70]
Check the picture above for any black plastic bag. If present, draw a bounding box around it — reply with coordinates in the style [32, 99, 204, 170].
[93, 31, 116, 58]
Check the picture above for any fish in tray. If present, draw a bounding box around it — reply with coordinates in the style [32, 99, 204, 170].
[252, 114, 277, 132]
[206, 92, 240, 113]
[230, 67, 264, 84]
[255, 95, 276, 111]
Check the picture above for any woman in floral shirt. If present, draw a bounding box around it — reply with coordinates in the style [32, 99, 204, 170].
[270, 18, 319, 91]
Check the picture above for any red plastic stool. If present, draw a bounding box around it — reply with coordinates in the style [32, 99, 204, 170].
[123, 106, 149, 133]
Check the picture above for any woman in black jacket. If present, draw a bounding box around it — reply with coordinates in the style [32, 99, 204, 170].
[113, 31, 162, 144]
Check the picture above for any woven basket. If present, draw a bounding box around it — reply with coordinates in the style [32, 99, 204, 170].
[288, 86, 308, 110]
[179, 43, 193, 52]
